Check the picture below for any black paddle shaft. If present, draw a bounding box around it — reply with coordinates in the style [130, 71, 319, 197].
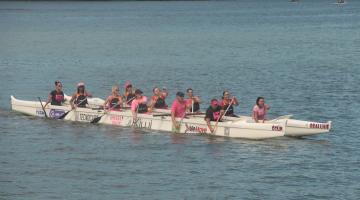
[37, 97, 48, 118]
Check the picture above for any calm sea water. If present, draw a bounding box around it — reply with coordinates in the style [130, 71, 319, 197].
[1, 0, 359, 199]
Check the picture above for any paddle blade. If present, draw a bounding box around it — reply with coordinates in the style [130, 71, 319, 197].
[90, 116, 102, 124]
[58, 111, 70, 119]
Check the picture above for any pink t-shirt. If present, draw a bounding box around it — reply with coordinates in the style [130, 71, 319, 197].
[171, 99, 186, 118]
[131, 96, 147, 112]
[252, 105, 268, 120]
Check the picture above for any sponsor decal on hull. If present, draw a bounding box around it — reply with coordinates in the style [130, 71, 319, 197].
[185, 123, 207, 134]
[110, 115, 123, 125]
[79, 113, 98, 122]
[36, 109, 45, 117]
[272, 125, 283, 131]
[49, 109, 65, 119]
[309, 123, 330, 129]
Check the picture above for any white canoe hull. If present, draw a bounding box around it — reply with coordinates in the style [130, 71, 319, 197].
[151, 109, 331, 137]
[10, 96, 285, 140]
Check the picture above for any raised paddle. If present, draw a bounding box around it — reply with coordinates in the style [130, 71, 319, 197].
[37, 97, 48, 118]
[58, 98, 87, 120]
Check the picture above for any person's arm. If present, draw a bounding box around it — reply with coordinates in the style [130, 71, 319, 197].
[131, 100, 137, 122]
[265, 104, 270, 110]
[232, 97, 239, 106]
[118, 98, 123, 109]
[122, 94, 126, 103]
[171, 112, 179, 129]
[171, 103, 179, 129]
[219, 109, 225, 121]
[70, 94, 76, 109]
[184, 99, 191, 112]
[148, 97, 155, 112]
[103, 97, 110, 110]
[44, 93, 52, 107]
[206, 118, 214, 133]
[85, 91, 92, 98]
[253, 111, 259, 123]
[194, 96, 201, 104]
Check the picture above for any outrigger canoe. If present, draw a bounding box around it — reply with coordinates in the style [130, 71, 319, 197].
[10, 96, 331, 139]
[75, 95, 332, 137]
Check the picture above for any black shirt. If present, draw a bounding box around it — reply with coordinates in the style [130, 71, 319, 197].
[50, 90, 64, 106]
[75, 94, 88, 107]
[190, 102, 200, 112]
[205, 106, 222, 121]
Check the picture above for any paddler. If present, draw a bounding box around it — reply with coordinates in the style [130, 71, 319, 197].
[220, 90, 239, 117]
[149, 87, 168, 111]
[171, 92, 187, 131]
[252, 97, 270, 123]
[44, 80, 65, 107]
[103, 85, 123, 111]
[205, 99, 224, 133]
[131, 89, 148, 122]
[123, 81, 135, 106]
[70, 82, 92, 109]
[185, 88, 201, 113]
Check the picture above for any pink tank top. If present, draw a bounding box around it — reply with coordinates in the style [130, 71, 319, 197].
[253, 105, 266, 120]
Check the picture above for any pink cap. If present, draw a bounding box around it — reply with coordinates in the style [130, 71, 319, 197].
[77, 82, 85, 87]
[124, 81, 132, 89]
[211, 99, 218, 106]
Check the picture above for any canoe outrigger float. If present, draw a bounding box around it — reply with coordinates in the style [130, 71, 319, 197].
[10, 96, 332, 140]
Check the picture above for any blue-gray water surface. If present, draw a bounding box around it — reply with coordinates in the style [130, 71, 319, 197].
[0, 0, 359, 199]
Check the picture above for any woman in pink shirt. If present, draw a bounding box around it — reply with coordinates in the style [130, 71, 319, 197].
[252, 97, 270, 123]
[131, 89, 148, 122]
[171, 91, 187, 130]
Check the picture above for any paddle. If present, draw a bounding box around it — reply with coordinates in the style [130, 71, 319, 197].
[90, 97, 133, 124]
[191, 99, 194, 114]
[213, 98, 235, 133]
[37, 97, 48, 118]
[58, 98, 87, 120]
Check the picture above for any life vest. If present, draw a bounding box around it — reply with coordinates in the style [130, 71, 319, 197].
[222, 99, 234, 116]
[75, 93, 88, 107]
[153, 95, 167, 109]
[108, 96, 121, 110]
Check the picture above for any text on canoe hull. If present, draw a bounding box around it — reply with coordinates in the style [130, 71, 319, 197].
[309, 123, 330, 129]
[128, 118, 152, 129]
